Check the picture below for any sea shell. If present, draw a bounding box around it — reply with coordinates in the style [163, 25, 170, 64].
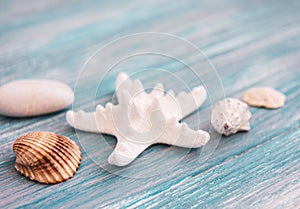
[13, 132, 81, 184]
[67, 73, 209, 166]
[211, 98, 251, 136]
[242, 87, 286, 108]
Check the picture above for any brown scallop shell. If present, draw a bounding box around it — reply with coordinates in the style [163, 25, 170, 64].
[13, 132, 81, 184]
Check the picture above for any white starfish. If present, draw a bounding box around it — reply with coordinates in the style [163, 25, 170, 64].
[66, 73, 210, 166]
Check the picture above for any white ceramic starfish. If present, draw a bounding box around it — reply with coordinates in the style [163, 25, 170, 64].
[66, 73, 210, 166]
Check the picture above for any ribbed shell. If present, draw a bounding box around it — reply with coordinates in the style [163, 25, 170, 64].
[13, 132, 81, 184]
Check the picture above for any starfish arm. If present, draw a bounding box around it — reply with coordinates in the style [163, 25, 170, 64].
[66, 110, 100, 133]
[150, 83, 164, 97]
[157, 118, 210, 148]
[177, 86, 207, 119]
[66, 104, 115, 135]
[108, 139, 150, 166]
[116, 72, 129, 89]
[94, 104, 115, 134]
[116, 73, 145, 100]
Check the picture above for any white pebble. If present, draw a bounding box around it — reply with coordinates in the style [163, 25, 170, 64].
[211, 98, 251, 136]
[0, 79, 74, 117]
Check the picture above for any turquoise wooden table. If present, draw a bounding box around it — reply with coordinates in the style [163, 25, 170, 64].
[0, 0, 299, 208]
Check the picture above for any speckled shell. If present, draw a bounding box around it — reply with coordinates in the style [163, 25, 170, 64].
[211, 98, 251, 136]
[13, 132, 81, 184]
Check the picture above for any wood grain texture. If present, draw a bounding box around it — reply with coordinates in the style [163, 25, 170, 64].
[0, 0, 300, 208]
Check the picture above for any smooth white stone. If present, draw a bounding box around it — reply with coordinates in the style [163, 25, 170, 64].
[0, 79, 74, 117]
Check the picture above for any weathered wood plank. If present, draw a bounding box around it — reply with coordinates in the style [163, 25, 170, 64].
[0, 0, 299, 208]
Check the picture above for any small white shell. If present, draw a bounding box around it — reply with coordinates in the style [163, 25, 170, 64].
[211, 98, 251, 136]
[242, 87, 285, 109]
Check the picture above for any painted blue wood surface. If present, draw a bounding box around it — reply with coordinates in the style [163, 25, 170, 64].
[0, 0, 300, 208]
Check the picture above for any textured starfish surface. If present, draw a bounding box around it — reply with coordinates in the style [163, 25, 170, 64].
[67, 73, 210, 166]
